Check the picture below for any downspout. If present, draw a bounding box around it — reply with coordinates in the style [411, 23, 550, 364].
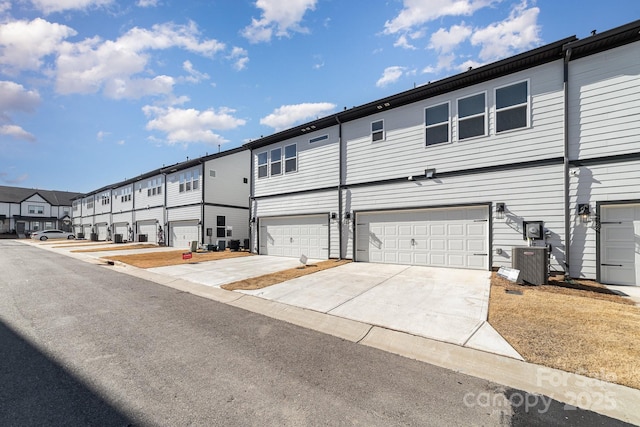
[249, 148, 256, 254]
[163, 173, 167, 245]
[200, 161, 205, 245]
[336, 115, 343, 260]
[563, 46, 572, 278]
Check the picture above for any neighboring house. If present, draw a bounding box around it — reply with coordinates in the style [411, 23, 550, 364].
[245, 20, 640, 286]
[71, 147, 250, 249]
[0, 185, 82, 235]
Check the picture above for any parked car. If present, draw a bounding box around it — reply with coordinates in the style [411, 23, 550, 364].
[31, 229, 75, 240]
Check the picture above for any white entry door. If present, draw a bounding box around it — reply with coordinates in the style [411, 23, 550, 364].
[600, 204, 640, 286]
[170, 221, 199, 249]
[356, 206, 489, 270]
[259, 215, 329, 259]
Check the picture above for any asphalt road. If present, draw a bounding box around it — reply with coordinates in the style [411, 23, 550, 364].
[0, 240, 630, 426]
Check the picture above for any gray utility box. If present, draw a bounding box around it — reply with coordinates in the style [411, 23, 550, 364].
[512, 246, 549, 285]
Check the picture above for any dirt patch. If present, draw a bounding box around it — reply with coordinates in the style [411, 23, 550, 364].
[222, 259, 352, 291]
[104, 249, 253, 268]
[489, 273, 640, 389]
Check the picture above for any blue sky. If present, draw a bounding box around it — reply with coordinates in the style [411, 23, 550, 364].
[1, 0, 638, 193]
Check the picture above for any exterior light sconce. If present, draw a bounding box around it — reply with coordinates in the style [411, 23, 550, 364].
[330, 212, 337, 220]
[345, 212, 352, 220]
[495, 203, 506, 220]
[425, 168, 436, 179]
[250, 217, 256, 223]
[578, 203, 591, 223]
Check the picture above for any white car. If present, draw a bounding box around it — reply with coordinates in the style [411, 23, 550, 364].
[31, 229, 76, 241]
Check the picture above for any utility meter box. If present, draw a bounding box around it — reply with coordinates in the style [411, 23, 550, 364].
[512, 246, 548, 285]
[523, 221, 544, 240]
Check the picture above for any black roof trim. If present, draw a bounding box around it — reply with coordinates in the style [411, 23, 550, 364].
[564, 19, 640, 60]
[244, 36, 576, 150]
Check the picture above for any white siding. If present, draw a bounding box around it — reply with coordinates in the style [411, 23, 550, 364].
[112, 184, 134, 214]
[203, 205, 249, 246]
[133, 206, 163, 222]
[569, 160, 640, 280]
[344, 62, 564, 184]
[166, 166, 202, 208]
[93, 213, 110, 225]
[254, 190, 340, 258]
[82, 195, 95, 216]
[343, 164, 565, 271]
[253, 126, 340, 197]
[134, 174, 165, 210]
[569, 42, 640, 160]
[22, 195, 51, 217]
[204, 150, 250, 207]
[111, 212, 133, 225]
[167, 205, 201, 222]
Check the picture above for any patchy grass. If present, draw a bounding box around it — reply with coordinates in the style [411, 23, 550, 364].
[222, 259, 352, 291]
[104, 249, 253, 268]
[489, 273, 640, 389]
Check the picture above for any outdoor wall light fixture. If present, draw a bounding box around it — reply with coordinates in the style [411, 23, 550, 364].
[250, 217, 256, 223]
[578, 203, 591, 223]
[495, 203, 506, 220]
[330, 212, 337, 220]
[345, 211, 352, 220]
[425, 168, 436, 179]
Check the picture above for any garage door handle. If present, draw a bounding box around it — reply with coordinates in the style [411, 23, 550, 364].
[290, 237, 293, 243]
[600, 222, 622, 224]
[473, 253, 488, 256]
[601, 263, 623, 267]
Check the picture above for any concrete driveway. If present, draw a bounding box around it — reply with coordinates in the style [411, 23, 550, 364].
[152, 255, 521, 359]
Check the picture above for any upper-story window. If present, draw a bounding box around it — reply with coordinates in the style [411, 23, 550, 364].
[457, 92, 486, 140]
[425, 102, 450, 146]
[101, 191, 110, 205]
[28, 205, 44, 214]
[309, 134, 328, 144]
[495, 80, 529, 133]
[371, 120, 384, 142]
[257, 152, 268, 178]
[73, 201, 79, 211]
[147, 178, 162, 196]
[179, 170, 199, 193]
[284, 144, 297, 173]
[86, 199, 94, 209]
[270, 148, 282, 176]
[120, 187, 132, 202]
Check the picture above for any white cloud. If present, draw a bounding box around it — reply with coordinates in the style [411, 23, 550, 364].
[228, 46, 249, 71]
[260, 102, 336, 131]
[470, 1, 541, 61]
[242, 0, 317, 43]
[394, 35, 417, 50]
[384, 0, 498, 35]
[0, 18, 76, 75]
[137, 0, 159, 7]
[0, 1, 11, 14]
[429, 24, 472, 53]
[0, 81, 40, 141]
[376, 66, 406, 88]
[142, 105, 246, 145]
[182, 60, 210, 83]
[29, 0, 113, 14]
[0, 81, 41, 113]
[0, 124, 36, 142]
[0, 171, 29, 184]
[96, 130, 110, 140]
[55, 21, 224, 98]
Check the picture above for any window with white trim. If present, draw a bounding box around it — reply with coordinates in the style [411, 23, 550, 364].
[457, 92, 486, 140]
[257, 152, 268, 178]
[425, 102, 450, 146]
[284, 144, 297, 173]
[495, 80, 529, 132]
[371, 120, 384, 142]
[28, 205, 44, 214]
[270, 147, 282, 176]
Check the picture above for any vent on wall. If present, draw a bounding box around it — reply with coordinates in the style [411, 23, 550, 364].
[512, 246, 548, 285]
[209, 170, 216, 178]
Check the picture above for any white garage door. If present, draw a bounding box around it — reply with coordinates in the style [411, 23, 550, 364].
[600, 204, 640, 286]
[138, 221, 158, 244]
[114, 223, 128, 239]
[96, 223, 108, 241]
[259, 215, 329, 259]
[170, 221, 199, 249]
[356, 206, 489, 270]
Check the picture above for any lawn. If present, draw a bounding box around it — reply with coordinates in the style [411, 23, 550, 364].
[489, 273, 640, 389]
[102, 249, 253, 268]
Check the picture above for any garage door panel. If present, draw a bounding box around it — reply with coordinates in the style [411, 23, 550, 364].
[600, 204, 640, 285]
[356, 206, 489, 270]
[260, 215, 328, 259]
[170, 221, 198, 249]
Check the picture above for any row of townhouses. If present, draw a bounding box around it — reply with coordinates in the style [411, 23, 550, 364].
[72, 20, 639, 286]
